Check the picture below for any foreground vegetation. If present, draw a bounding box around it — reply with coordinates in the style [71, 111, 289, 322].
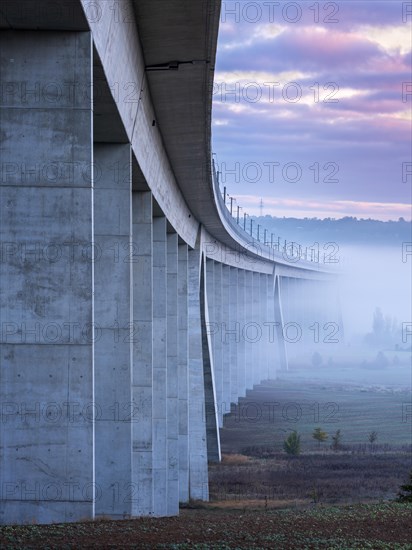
[214, 376, 411, 507]
[1, 503, 411, 549]
[1, 376, 410, 548]
[209, 452, 411, 505]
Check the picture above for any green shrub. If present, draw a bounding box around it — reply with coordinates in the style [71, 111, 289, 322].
[283, 430, 301, 456]
[397, 470, 412, 502]
[313, 427, 328, 449]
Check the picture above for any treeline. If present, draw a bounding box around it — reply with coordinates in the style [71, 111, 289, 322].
[251, 215, 411, 245]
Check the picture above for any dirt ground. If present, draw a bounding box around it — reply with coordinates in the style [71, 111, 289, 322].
[1, 502, 411, 549]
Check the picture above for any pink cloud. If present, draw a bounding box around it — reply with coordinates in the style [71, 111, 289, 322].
[213, 1, 411, 216]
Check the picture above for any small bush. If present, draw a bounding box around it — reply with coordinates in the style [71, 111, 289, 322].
[331, 429, 342, 451]
[313, 427, 328, 449]
[397, 470, 412, 502]
[283, 431, 301, 456]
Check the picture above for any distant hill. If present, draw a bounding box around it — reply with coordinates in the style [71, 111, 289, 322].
[249, 216, 412, 246]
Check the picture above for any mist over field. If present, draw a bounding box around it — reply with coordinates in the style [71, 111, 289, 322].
[250, 217, 412, 388]
[338, 244, 411, 341]
[261, 216, 412, 338]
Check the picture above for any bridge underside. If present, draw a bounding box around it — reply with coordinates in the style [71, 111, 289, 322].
[0, 0, 340, 524]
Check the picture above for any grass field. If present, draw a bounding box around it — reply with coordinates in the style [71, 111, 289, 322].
[211, 370, 412, 508]
[209, 452, 412, 505]
[220, 371, 411, 453]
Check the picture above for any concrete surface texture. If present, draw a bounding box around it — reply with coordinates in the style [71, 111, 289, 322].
[0, 0, 340, 524]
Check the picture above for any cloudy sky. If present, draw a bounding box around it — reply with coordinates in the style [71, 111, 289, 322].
[212, 1, 412, 220]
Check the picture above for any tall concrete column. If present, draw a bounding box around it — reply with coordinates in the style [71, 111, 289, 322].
[178, 243, 189, 503]
[280, 277, 291, 360]
[167, 232, 179, 515]
[94, 143, 133, 519]
[205, 260, 215, 393]
[299, 279, 307, 352]
[0, 31, 94, 524]
[221, 265, 231, 414]
[290, 278, 302, 360]
[252, 272, 261, 384]
[202, 259, 221, 463]
[304, 279, 318, 355]
[259, 273, 268, 383]
[244, 270, 254, 390]
[281, 277, 289, 324]
[237, 269, 246, 398]
[274, 275, 288, 372]
[205, 259, 223, 430]
[188, 244, 208, 500]
[267, 273, 276, 380]
[132, 190, 154, 516]
[213, 262, 224, 427]
[152, 215, 168, 515]
[229, 267, 238, 404]
[293, 278, 303, 357]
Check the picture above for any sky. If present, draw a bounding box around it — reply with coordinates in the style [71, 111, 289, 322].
[211, 0, 412, 220]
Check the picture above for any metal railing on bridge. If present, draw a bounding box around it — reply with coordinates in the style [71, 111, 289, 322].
[212, 157, 323, 264]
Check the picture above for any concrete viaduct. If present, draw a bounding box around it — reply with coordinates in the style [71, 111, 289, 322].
[0, 0, 339, 524]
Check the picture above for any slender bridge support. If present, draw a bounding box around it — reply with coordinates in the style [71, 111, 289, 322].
[0, 0, 341, 524]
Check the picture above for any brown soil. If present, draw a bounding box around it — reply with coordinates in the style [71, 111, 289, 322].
[1, 503, 411, 549]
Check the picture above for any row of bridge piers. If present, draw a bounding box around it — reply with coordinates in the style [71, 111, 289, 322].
[0, 161, 337, 521]
[0, 7, 340, 525]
